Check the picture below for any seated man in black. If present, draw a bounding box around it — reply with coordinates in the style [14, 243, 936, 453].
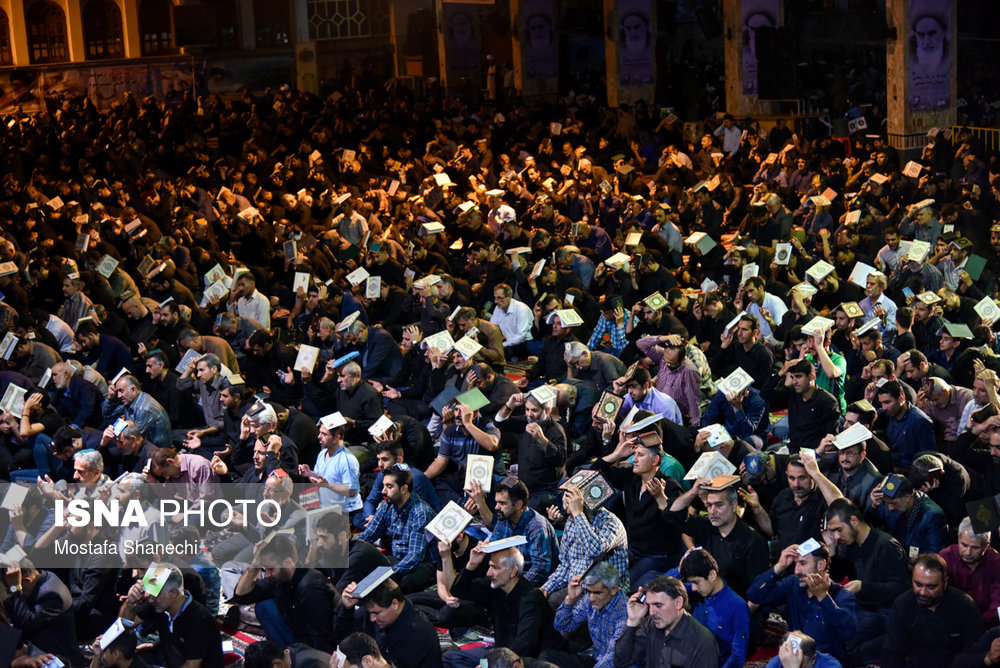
[334, 577, 443, 668]
[232, 535, 338, 653]
[4, 558, 84, 666]
[119, 562, 224, 668]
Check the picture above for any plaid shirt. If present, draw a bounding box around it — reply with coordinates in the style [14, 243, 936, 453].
[544, 508, 630, 594]
[357, 493, 432, 574]
[555, 589, 627, 668]
[587, 315, 627, 355]
[492, 508, 558, 586]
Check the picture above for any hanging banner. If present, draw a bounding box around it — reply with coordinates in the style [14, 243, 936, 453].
[617, 0, 654, 86]
[0, 71, 44, 115]
[522, 0, 557, 79]
[444, 4, 482, 81]
[741, 0, 778, 96]
[908, 0, 950, 111]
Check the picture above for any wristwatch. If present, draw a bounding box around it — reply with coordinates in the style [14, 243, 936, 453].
[9, 585, 20, 594]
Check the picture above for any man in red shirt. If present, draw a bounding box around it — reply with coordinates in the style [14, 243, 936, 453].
[940, 516, 1000, 626]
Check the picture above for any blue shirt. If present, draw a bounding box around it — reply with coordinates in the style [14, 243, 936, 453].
[491, 507, 558, 586]
[747, 570, 856, 660]
[874, 492, 949, 555]
[883, 404, 936, 468]
[622, 386, 683, 425]
[554, 589, 627, 668]
[314, 446, 362, 512]
[691, 582, 750, 668]
[766, 652, 842, 668]
[363, 467, 440, 519]
[700, 387, 769, 441]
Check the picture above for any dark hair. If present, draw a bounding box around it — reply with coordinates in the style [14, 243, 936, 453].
[914, 553, 947, 579]
[151, 447, 179, 467]
[52, 425, 82, 454]
[644, 575, 688, 605]
[338, 632, 385, 665]
[908, 349, 927, 366]
[146, 350, 170, 367]
[738, 313, 760, 331]
[248, 330, 272, 347]
[384, 464, 413, 493]
[362, 577, 405, 608]
[496, 476, 529, 506]
[845, 401, 877, 426]
[909, 454, 944, 488]
[76, 321, 99, 338]
[826, 498, 863, 525]
[897, 306, 914, 329]
[876, 379, 905, 400]
[259, 534, 298, 563]
[628, 367, 651, 386]
[678, 548, 719, 580]
[858, 327, 881, 343]
[316, 510, 345, 534]
[375, 440, 404, 459]
[785, 454, 808, 472]
[788, 358, 813, 375]
[243, 640, 282, 668]
[801, 542, 830, 563]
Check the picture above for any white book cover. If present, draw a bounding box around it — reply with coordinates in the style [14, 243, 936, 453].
[464, 454, 493, 493]
[346, 267, 370, 286]
[96, 255, 119, 279]
[848, 262, 877, 288]
[718, 367, 753, 397]
[294, 272, 311, 294]
[0, 384, 26, 419]
[426, 501, 474, 543]
[294, 345, 320, 374]
[176, 348, 201, 374]
[368, 414, 395, 437]
[0, 332, 17, 360]
[684, 451, 737, 480]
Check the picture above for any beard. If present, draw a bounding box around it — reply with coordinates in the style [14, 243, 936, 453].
[916, 591, 943, 607]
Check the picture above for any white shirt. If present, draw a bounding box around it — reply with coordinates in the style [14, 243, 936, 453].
[877, 244, 907, 274]
[491, 299, 533, 346]
[487, 204, 516, 236]
[230, 289, 271, 329]
[746, 292, 788, 341]
[46, 314, 76, 354]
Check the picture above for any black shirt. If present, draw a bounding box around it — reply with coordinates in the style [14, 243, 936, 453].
[883, 587, 981, 668]
[614, 611, 719, 668]
[593, 460, 684, 557]
[838, 528, 909, 610]
[767, 487, 828, 550]
[505, 416, 567, 492]
[140, 593, 224, 668]
[450, 573, 560, 658]
[232, 568, 338, 652]
[662, 511, 769, 597]
[333, 599, 443, 668]
[787, 387, 841, 451]
[712, 341, 774, 391]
